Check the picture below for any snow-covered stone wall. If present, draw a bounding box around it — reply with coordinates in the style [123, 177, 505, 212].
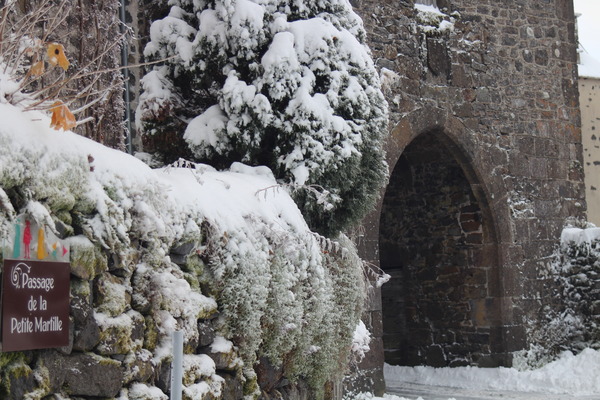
[0, 102, 367, 400]
[554, 227, 600, 347]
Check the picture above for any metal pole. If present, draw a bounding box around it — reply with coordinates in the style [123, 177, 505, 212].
[119, 0, 133, 154]
[171, 331, 184, 400]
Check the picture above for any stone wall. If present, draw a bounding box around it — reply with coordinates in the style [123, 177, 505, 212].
[354, 0, 586, 394]
[0, 242, 243, 400]
[0, 230, 339, 400]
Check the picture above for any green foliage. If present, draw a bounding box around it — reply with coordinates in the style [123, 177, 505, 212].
[202, 227, 366, 397]
[139, 0, 389, 236]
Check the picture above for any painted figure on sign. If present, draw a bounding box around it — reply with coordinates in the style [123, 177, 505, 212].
[23, 220, 31, 259]
[37, 228, 47, 260]
[13, 221, 21, 258]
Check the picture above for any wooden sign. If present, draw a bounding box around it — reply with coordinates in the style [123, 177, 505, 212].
[1, 259, 70, 351]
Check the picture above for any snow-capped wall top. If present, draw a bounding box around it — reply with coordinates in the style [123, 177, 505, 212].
[579, 51, 600, 79]
[0, 102, 309, 245]
[560, 226, 600, 247]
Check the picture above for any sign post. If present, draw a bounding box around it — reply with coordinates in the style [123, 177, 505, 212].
[171, 331, 184, 400]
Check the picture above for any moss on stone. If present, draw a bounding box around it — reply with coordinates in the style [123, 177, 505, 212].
[144, 315, 159, 352]
[53, 211, 73, 232]
[46, 190, 76, 216]
[94, 272, 131, 316]
[186, 254, 217, 298]
[23, 365, 51, 400]
[69, 241, 108, 280]
[242, 369, 259, 398]
[0, 352, 25, 371]
[182, 271, 201, 292]
[0, 356, 34, 399]
[71, 277, 92, 299]
[96, 314, 141, 355]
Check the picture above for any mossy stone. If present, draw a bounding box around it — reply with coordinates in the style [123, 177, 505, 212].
[144, 315, 159, 352]
[39, 352, 123, 397]
[0, 359, 36, 400]
[70, 241, 108, 280]
[94, 272, 131, 316]
[96, 312, 143, 355]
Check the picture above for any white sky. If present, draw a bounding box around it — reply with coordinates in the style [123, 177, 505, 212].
[574, 0, 600, 77]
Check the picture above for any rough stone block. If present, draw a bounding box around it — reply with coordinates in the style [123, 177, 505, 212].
[40, 352, 124, 397]
[426, 344, 446, 367]
[220, 372, 244, 400]
[490, 326, 527, 353]
[73, 314, 100, 351]
[198, 320, 216, 348]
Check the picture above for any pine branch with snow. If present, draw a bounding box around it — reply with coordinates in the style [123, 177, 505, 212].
[138, 0, 389, 236]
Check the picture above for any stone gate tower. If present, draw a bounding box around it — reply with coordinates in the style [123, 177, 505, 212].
[352, 0, 586, 394]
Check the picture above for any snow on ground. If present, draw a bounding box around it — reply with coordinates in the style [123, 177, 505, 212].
[358, 348, 600, 400]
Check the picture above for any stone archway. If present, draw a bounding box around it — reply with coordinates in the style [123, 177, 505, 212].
[379, 129, 501, 367]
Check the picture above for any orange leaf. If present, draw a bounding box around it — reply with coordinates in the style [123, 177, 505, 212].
[47, 43, 70, 71]
[50, 101, 77, 131]
[29, 61, 45, 77]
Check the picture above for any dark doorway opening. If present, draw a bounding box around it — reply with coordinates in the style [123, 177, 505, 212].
[380, 131, 497, 367]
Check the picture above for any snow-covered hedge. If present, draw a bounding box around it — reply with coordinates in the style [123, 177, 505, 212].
[518, 225, 600, 368]
[0, 99, 367, 399]
[556, 228, 600, 345]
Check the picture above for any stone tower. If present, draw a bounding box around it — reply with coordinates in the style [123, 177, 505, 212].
[352, 0, 585, 394]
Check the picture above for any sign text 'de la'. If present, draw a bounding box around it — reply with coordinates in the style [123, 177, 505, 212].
[2, 259, 70, 351]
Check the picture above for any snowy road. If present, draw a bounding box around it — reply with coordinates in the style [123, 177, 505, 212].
[376, 349, 600, 400]
[386, 382, 600, 400]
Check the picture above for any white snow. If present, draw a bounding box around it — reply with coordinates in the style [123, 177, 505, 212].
[0, 68, 20, 103]
[414, 4, 444, 16]
[210, 336, 234, 354]
[360, 348, 600, 400]
[351, 320, 372, 362]
[414, 3, 455, 35]
[184, 105, 228, 149]
[124, 383, 168, 400]
[135, 67, 183, 133]
[144, 9, 197, 63]
[182, 354, 217, 384]
[579, 51, 600, 79]
[0, 100, 309, 244]
[560, 226, 600, 247]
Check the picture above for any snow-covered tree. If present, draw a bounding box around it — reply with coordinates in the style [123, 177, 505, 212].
[138, 0, 389, 235]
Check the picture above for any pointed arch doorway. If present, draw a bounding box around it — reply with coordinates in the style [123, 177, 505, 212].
[379, 129, 501, 367]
